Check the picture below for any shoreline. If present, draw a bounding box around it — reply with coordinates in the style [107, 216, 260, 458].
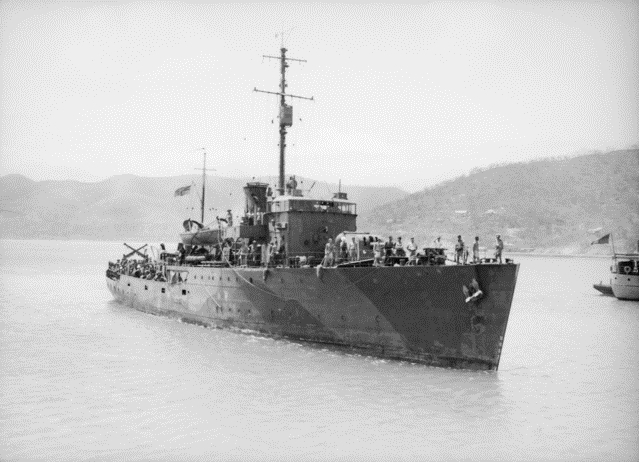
[507, 252, 611, 259]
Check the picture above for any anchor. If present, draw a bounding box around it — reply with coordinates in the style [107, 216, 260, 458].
[462, 278, 483, 303]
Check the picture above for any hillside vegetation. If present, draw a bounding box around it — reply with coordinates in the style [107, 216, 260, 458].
[0, 174, 407, 242]
[2, 150, 637, 254]
[359, 149, 639, 254]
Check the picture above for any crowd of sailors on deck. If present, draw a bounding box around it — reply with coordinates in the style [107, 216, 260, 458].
[174, 240, 266, 267]
[108, 259, 167, 281]
[108, 234, 506, 274]
[322, 234, 505, 267]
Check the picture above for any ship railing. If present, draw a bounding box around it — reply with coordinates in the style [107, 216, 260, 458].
[283, 251, 380, 268]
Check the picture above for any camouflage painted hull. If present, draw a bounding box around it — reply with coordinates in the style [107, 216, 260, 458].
[106, 263, 519, 370]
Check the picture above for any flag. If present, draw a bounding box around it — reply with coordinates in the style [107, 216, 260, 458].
[174, 185, 191, 197]
[591, 233, 610, 245]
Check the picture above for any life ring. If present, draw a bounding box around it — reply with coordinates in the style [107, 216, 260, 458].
[624, 266, 632, 274]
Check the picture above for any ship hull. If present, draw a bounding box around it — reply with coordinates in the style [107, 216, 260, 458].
[611, 274, 639, 300]
[106, 263, 519, 370]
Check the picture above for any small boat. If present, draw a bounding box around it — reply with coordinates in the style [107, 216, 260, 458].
[593, 282, 613, 296]
[591, 234, 639, 301]
[610, 254, 639, 301]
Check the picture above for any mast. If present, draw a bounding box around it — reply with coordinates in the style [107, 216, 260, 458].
[201, 150, 206, 223]
[278, 49, 287, 196]
[254, 48, 313, 196]
[194, 148, 213, 224]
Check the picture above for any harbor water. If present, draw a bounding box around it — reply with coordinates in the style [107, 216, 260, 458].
[1, 239, 637, 461]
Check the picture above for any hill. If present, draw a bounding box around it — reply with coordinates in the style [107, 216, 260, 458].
[0, 173, 408, 242]
[358, 149, 639, 254]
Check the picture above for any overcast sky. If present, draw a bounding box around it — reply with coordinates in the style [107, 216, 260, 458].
[1, 1, 637, 192]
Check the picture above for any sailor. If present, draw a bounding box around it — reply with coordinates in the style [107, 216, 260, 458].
[286, 176, 298, 194]
[239, 239, 249, 267]
[339, 237, 348, 262]
[372, 238, 384, 266]
[268, 239, 277, 266]
[249, 240, 259, 265]
[348, 237, 358, 262]
[473, 236, 480, 263]
[384, 236, 395, 259]
[406, 237, 418, 265]
[229, 239, 238, 265]
[226, 210, 233, 227]
[455, 235, 465, 264]
[177, 243, 186, 265]
[324, 238, 335, 267]
[495, 234, 504, 264]
[395, 237, 405, 257]
[222, 242, 230, 263]
[278, 237, 286, 265]
[432, 236, 442, 248]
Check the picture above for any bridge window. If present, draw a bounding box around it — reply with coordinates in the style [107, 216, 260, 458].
[271, 199, 355, 214]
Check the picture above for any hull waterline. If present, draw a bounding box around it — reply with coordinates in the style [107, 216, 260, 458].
[107, 263, 519, 370]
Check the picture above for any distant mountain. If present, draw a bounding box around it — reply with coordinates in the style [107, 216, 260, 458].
[2, 150, 637, 253]
[0, 173, 408, 242]
[358, 149, 639, 254]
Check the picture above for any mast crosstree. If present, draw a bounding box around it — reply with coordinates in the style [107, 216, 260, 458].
[254, 48, 313, 196]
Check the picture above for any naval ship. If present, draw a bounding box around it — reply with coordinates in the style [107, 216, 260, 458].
[106, 48, 519, 370]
